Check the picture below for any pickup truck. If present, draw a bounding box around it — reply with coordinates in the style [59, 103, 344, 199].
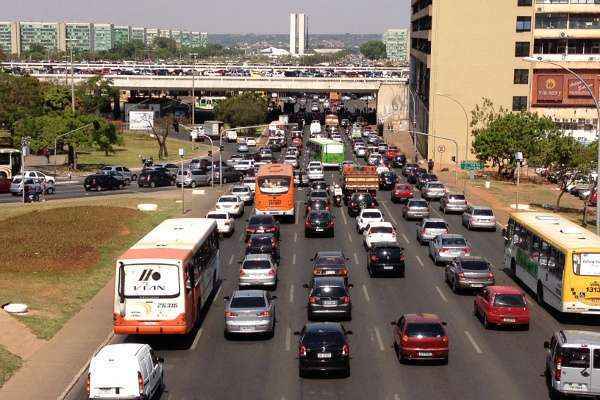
[342, 165, 379, 202]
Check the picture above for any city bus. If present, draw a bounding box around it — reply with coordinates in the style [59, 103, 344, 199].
[308, 138, 345, 168]
[197, 96, 227, 112]
[0, 148, 22, 179]
[504, 212, 600, 315]
[254, 163, 296, 221]
[113, 218, 220, 335]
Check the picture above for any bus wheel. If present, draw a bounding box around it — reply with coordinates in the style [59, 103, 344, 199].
[537, 282, 545, 306]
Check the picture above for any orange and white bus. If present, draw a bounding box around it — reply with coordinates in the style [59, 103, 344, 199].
[113, 218, 220, 335]
[255, 163, 296, 221]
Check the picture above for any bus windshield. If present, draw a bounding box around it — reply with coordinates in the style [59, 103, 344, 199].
[258, 176, 290, 194]
[121, 264, 180, 298]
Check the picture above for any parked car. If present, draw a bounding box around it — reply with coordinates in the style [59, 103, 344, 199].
[305, 210, 335, 238]
[445, 256, 495, 293]
[363, 221, 397, 249]
[245, 214, 280, 241]
[440, 193, 468, 214]
[429, 234, 472, 265]
[367, 242, 405, 277]
[224, 290, 276, 338]
[245, 233, 280, 264]
[239, 254, 277, 289]
[206, 210, 234, 237]
[311, 251, 350, 282]
[231, 185, 254, 205]
[216, 195, 244, 218]
[356, 208, 384, 234]
[402, 199, 430, 220]
[304, 277, 352, 321]
[296, 322, 352, 378]
[391, 183, 414, 203]
[176, 169, 211, 187]
[83, 174, 124, 191]
[416, 218, 449, 244]
[99, 165, 136, 183]
[462, 206, 497, 231]
[391, 313, 449, 364]
[474, 286, 529, 330]
[87, 343, 164, 400]
[421, 181, 447, 201]
[137, 169, 174, 188]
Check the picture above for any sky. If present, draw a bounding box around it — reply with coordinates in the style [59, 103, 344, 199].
[2, 0, 410, 34]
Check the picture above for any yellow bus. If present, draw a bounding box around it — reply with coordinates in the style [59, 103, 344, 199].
[504, 212, 600, 315]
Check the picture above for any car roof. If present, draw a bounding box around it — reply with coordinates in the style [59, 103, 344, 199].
[558, 330, 600, 345]
[312, 276, 346, 287]
[456, 255, 487, 263]
[361, 208, 382, 214]
[368, 221, 393, 228]
[439, 234, 466, 239]
[95, 343, 146, 359]
[244, 254, 272, 261]
[250, 214, 274, 222]
[487, 285, 523, 295]
[472, 205, 493, 210]
[232, 289, 266, 298]
[423, 218, 446, 224]
[316, 251, 344, 257]
[305, 322, 343, 333]
[207, 210, 229, 216]
[404, 313, 443, 323]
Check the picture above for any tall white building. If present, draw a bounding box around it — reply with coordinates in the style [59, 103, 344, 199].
[289, 13, 296, 55]
[289, 12, 307, 56]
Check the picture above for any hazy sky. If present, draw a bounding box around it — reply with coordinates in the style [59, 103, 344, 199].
[2, 0, 410, 34]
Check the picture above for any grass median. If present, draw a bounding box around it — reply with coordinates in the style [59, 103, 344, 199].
[0, 344, 22, 387]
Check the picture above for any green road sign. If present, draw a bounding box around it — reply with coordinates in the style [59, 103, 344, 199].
[460, 161, 484, 171]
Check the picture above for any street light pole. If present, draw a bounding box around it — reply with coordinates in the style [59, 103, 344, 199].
[524, 56, 600, 234]
[70, 46, 75, 113]
[190, 53, 198, 127]
[410, 130, 460, 186]
[21, 136, 30, 204]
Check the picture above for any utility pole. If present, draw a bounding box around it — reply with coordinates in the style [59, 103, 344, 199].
[179, 147, 185, 214]
[70, 46, 75, 113]
[21, 136, 30, 204]
[190, 53, 198, 127]
[515, 152, 523, 210]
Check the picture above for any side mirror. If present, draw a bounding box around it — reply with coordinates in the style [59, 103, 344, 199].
[158, 357, 165, 363]
[544, 341, 550, 350]
[346, 257, 351, 261]
[345, 330, 354, 335]
[441, 321, 448, 326]
[302, 283, 309, 289]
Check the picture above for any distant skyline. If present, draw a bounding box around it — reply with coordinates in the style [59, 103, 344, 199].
[2, 0, 410, 34]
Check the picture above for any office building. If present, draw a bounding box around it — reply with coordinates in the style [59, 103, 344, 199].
[93, 23, 113, 52]
[130, 27, 146, 43]
[383, 28, 409, 62]
[19, 21, 60, 53]
[159, 29, 171, 39]
[145, 28, 159, 46]
[64, 22, 92, 52]
[289, 14, 297, 55]
[289, 12, 308, 55]
[113, 26, 130, 47]
[0, 22, 18, 55]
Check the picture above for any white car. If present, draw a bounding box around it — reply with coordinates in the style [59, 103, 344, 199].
[356, 208, 384, 234]
[307, 166, 324, 181]
[331, 134, 343, 142]
[20, 170, 56, 185]
[283, 155, 299, 169]
[308, 161, 323, 169]
[356, 147, 367, 157]
[246, 137, 257, 147]
[231, 185, 254, 204]
[376, 165, 390, 174]
[216, 195, 244, 217]
[243, 176, 256, 192]
[206, 210, 235, 236]
[234, 159, 255, 172]
[363, 221, 397, 249]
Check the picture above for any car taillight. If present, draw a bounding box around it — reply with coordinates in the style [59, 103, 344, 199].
[327, 220, 335, 228]
[305, 220, 311, 227]
[488, 272, 495, 279]
[342, 343, 350, 356]
[268, 268, 276, 276]
[267, 227, 277, 233]
[465, 247, 472, 253]
[85, 373, 90, 394]
[340, 269, 348, 276]
[401, 335, 409, 344]
[441, 247, 450, 253]
[458, 272, 465, 278]
[351, 202, 357, 207]
[299, 345, 307, 357]
[138, 371, 144, 394]
[257, 311, 271, 317]
[271, 239, 277, 247]
[239, 269, 245, 276]
[225, 311, 238, 317]
[554, 356, 563, 381]
[309, 296, 318, 304]
[342, 296, 350, 304]
[442, 336, 448, 343]
[421, 228, 426, 234]
[370, 255, 379, 262]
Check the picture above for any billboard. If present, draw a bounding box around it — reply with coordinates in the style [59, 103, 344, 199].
[129, 111, 154, 131]
[568, 78, 594, 98]
[537, 75, 563, 102]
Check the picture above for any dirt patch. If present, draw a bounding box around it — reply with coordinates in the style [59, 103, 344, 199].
[0, 206, 139, 273]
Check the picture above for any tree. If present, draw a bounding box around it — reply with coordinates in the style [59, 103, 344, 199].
[149, 115, 175, 160]
[75, 76, 117, 115]
[0, 72, 45, 132]
[359, 41, 386, 60]
[215, 93, 268, 128]
[470, 97, 507, 136]
[43, 85, 72, 112]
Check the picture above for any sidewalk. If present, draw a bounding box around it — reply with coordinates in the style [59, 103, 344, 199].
[0, 186, 226, 400]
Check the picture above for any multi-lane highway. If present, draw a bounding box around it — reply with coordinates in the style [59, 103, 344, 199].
[63, 129, 591, 400]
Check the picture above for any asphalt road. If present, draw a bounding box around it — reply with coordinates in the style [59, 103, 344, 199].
[64, 129, 598, 400]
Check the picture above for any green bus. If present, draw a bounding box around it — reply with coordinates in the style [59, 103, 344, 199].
[308, 138, 345, 168]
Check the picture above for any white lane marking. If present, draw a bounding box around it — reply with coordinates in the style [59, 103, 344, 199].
[294, 232, 298, 242]
[394, 395, 400, 400]
[228, 254, 234, 265]
[381, 201, 398, 225]
[347, 231, 353, 242]
[464, 330, 483, 354]
[292, 253, 296, 265]
[340, 208, 348, 225]
[401, 233, 410, 244]
[215, 285, 222, 300]
[435, 286, 448, 303]
[285, 327, 291, 351]
[191, 328, 204, 350]
[415, 255, 424, 267]
[353, 252, 359, 264]
[374, 326, 385, 352]
[289, 284, 294, 303]
[362, 284, 371, 302]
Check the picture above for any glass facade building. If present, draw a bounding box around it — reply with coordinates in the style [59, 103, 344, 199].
[113, 26, 130, 47]
[19, 22, 59, 53]
[65, 23, 92, 52]
[383, 29, 409, 62]
[93, 24, 113, 52]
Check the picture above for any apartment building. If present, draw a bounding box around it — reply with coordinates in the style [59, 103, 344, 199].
[93, 23, 113, 52]
[383, 28, 409, 62]
[113, 26, 130, 47]
[64, 22, 92, 52]
[18, 22, 61, 53]
[0, 22, 18, 55]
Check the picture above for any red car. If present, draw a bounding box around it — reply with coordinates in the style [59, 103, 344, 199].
[391, 183, 414, 203]
[292, 137, 303, 147]
[385, 147, 400, 159]
[0, 177, 10, 193]
[473, 286, 529, 330]
[391, 313, 449, 364]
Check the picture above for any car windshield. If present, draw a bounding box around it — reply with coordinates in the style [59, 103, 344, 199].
[232, 187, 248, 193]
[311, 191, 327, 198]
[243, 260, 271, 269]
[428, 183, 445, 189]
[449, 195, 466, 201]
[250, 236, 273, 246]
[258, 176, 290, 194]
[309, 212, 332, 221]
[560, 347, 590, 368]
[304, 330, 344, 345]
[355, 194, 372, 202]
[207, 213, 227, 219]
[370, 226, 394, 234]
[406, 323, 445, 338]
[315, 256, 345, 266]
[249, 216, 274, 226]
[374, 247, 403, 261]
[410, 201, 428, 207]
[493, 294, 525, 307]
[424, 222, 447, 229]
[313, 286, 346, 297]
[362, 212, 382, 219]
[230, 296, 266, 308]
[219, 197, 238, 203]
[442, 237, 467, 246]
[461, 260, 490, 270]
[474, 209, 494, 216]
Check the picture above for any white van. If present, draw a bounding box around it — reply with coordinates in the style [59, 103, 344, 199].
[226, 129, 238, 143]
[88, 343, 164, 400]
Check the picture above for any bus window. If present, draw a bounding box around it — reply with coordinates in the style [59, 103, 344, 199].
[539, 240, 551, 268]
[531, 235, 542, 261]
[258, 176, 290, 194]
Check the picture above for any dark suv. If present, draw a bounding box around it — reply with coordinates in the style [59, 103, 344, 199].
[245, 233, 280, 264]
[245, 214, 280, 241]
[347, 192, 377, 217]
[84, 173, 124, 191]
[137, 169, 174, 188]
[296, 322, 352, 378]
[304, 277, 352, 321]
[367, 243, 405, 277]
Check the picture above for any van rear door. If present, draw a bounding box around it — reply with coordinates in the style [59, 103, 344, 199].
[90, 359, 138, 398]
[559, 346, 592, 394]
[590, 348, 600, 395]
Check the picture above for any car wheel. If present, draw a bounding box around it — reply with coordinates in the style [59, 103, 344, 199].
[131, 174, 137, 181]
[452, 278, 459, 293]
[483, 313, 491, 329]
[47, 187, 55, 194]
[190, 181, 197, 188]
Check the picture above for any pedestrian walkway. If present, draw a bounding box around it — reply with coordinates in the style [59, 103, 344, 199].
[0, 311, 45, 360]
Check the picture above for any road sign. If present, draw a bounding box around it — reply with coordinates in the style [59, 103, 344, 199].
[437, 145, 445, 153]
[460, 161, 484, 171]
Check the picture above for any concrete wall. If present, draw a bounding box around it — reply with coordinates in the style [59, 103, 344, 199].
[376, 83, 408, 132]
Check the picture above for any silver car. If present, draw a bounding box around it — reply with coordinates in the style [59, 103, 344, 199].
[10, 177, 43, 196]
[402, 199, 430, 220]
[429, 234, 472, 265]
[239, 254, 277, 289]
[176, 169, 211, 187]
[224, 290, 276, 338]
[416, 218, 449, 244]
[440, 193, 468, 214]
[462, 206, 497, 231]
[231, 185, 254, 205]
[444, 256, 495, 292]
[421, 181, 447, 201]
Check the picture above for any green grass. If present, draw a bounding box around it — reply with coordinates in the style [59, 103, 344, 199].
[0, 200, 181, 339]
[78, 132, 209, 168]
[0, 344, 22, 387]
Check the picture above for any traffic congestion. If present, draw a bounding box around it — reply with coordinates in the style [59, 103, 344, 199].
[72, 111, 600, 400]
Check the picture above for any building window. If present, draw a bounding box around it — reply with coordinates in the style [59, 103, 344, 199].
[513, 96, 528, 111]
[516, 16, 532, 32]
[518, 0, 532, 5]
[535, 13, 568, 29]
[514, 69, 529, 84]
[515, 41, 530, 57]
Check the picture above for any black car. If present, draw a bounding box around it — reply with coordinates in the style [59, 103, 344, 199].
[296, 322, 352, 378]
[304, 277, 352, 321]
[416, 173, 438, 190]
[367, 243, 405, 277]
[245, 214, 280, 241]
[245, 233, 280, 264]
[294, 170, 306, 187]
[305, 210, 335, 238]
[407, 168, 427, 185]
[402, 163, 419, 177]
[392, 154, 407, 168]
[379, 171, 398, 190]
[138, 169, 174, 188]
[305, 198, 330, 216]
[309, 180, 329, 194]
[84, 174, 124, 191]
[347, 192, 377, 217]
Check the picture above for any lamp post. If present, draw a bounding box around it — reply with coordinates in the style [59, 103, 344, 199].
[190, 53, 198, 127]
[21, 136, 30, 204]
[410, 130, 460, 186]
[524, 55, 600, 234]
[65, 38, 77, 113]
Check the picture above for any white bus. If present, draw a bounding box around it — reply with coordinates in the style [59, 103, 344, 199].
[113, 218, 220, 335]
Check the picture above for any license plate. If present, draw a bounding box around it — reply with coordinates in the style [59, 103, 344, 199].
[318, 353, 332, 359]
[384, 266, 394, 270]
[471, 284, 483, 288]
[323, 300, 337, 306]
[566, 383, 587, 391]
[418, 352, 432, 357]
[240, 326, 253, 331]
[256, 229, 264, 233]
[503, 318, 516, 323]
[315, 228, 324, 232]
[325, 270, 336, 275]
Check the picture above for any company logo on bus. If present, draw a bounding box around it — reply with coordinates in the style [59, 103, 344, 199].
[138, 269, 161, 282]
